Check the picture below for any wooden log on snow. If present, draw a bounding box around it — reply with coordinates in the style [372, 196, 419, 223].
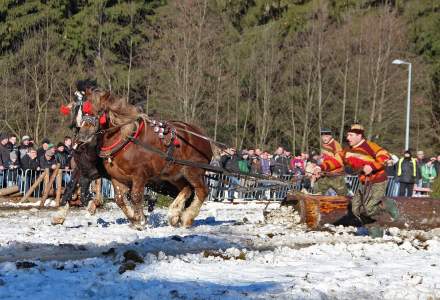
[286, 191, 440, 230]
[0, 186, 19, 197]
[287, 191, 350, 229]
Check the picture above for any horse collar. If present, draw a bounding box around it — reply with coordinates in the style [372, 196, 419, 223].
[99, 120, 145, 160]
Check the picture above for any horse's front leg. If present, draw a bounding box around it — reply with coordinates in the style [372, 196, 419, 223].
[180, 181, 208, 228]
[51, 168, 81, 225]
[168, 186, 192, 227]
[130, 180, 147, 230]
[60, 168, 80, 206]
[111, 179, 136, 222]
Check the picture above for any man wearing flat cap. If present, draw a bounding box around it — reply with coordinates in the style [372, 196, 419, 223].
[314, 128, 347, 195]
[344, 124, 398, 223]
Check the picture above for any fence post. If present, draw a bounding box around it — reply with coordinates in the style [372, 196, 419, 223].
[40, 165, 60, 208]
[55, 169, 63, 207]
[20, 170, 48, 203]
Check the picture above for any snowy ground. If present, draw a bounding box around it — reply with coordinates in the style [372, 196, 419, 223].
[0, 201, 439, 300]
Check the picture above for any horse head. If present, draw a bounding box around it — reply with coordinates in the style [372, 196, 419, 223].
[76, 88, 140, 143]
[75, 88, 111, 144]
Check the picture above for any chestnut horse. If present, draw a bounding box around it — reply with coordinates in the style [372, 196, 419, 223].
[76, 88, 213, 229]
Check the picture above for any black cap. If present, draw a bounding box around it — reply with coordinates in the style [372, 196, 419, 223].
[57, 142, 65, 148]
[320, 128, 332, 135]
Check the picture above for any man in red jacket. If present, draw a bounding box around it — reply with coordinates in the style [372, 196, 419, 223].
[344, 124, 398, 223]
[314, 128, 347, 195]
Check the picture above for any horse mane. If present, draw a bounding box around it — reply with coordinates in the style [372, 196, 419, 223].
[95, 90, 150, 138]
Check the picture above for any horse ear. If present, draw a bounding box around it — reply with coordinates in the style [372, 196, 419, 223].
[84, 87, 93, 96]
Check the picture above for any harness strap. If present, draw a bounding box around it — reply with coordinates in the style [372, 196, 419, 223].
[127, 136, 292, 184]
[99, 121, 145, 158]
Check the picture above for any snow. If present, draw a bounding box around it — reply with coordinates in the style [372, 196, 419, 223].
[0, 201, 439, 299]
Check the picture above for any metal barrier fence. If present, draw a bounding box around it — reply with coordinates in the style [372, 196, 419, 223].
[18, 169, 73, 198]
[205, 173, 402, 202]
[0, 169, 24, 190]
[0, 168, 420, 202]
[205, 173, 299, 201]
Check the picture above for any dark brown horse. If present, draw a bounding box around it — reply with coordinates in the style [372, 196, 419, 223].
[76, 88, 213, 229]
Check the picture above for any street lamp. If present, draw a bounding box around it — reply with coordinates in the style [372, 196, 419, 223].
[392, 59, 412, 151]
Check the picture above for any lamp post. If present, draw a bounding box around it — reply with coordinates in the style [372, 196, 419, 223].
[392, 59, 412, 151]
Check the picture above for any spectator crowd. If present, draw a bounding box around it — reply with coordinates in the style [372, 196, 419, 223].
[0, 133, 74, 186]
[214, 146, 440, 198]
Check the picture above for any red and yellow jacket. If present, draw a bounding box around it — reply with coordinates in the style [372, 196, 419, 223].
[344, 139, 390, 183]
[321, 139, 344, 173]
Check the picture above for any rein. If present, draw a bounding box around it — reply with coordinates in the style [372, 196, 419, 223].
[91, 114, 226, 148]
[172, 126, 227, 148]
[127, 136, 293, 185]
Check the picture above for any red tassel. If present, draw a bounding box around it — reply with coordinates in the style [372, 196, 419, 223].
[99, 113, 107, 126]
[173, 138, 180, 146]
[82, 101, 93, 115]
[60, 105, 71, 116]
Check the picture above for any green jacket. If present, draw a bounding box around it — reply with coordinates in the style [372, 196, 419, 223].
[421, 164, 437, 183]
[238, 160, 250, 174]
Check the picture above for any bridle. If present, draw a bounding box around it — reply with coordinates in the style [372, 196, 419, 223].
[81, 115, 98, 128]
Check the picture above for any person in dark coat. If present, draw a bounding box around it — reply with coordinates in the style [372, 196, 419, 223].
[385, 159, 396, 177]
[21, 148, 39, 192]
[220, 148, 241, 201]
[38, 144, 57, 171]
[6, 135, 18, 153]
[4, 151, 21, 187]
[397, 150, 419, 197]
[18, 135, 33, 159]
[37, 138, 51, 159]
[21, 148, 39, 171]
[55, 143, 70, 169]
[220, 148, 240, 173]
[0, 133, 10, 171]
[271, 147, 289, 176]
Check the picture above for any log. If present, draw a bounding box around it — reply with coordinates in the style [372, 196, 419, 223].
[287, 192, 350, 229]
[0, 186, 19, 197]
[55, 169, 63, 207]
[286, 191, 440, 230]
[20, 170, 49, 203]
[40, 165, 60, 208]
[8, 192, 23, 198]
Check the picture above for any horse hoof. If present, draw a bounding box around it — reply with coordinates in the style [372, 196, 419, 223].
[87, 201, 97, 215]
[181, 220, 193, 228]
[51, 216, 65, 225]
[168, 215, 181, 227]
[51, 203, 69, 225]
[180, 212, 195, 228]
[129, 222, 145, 231]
